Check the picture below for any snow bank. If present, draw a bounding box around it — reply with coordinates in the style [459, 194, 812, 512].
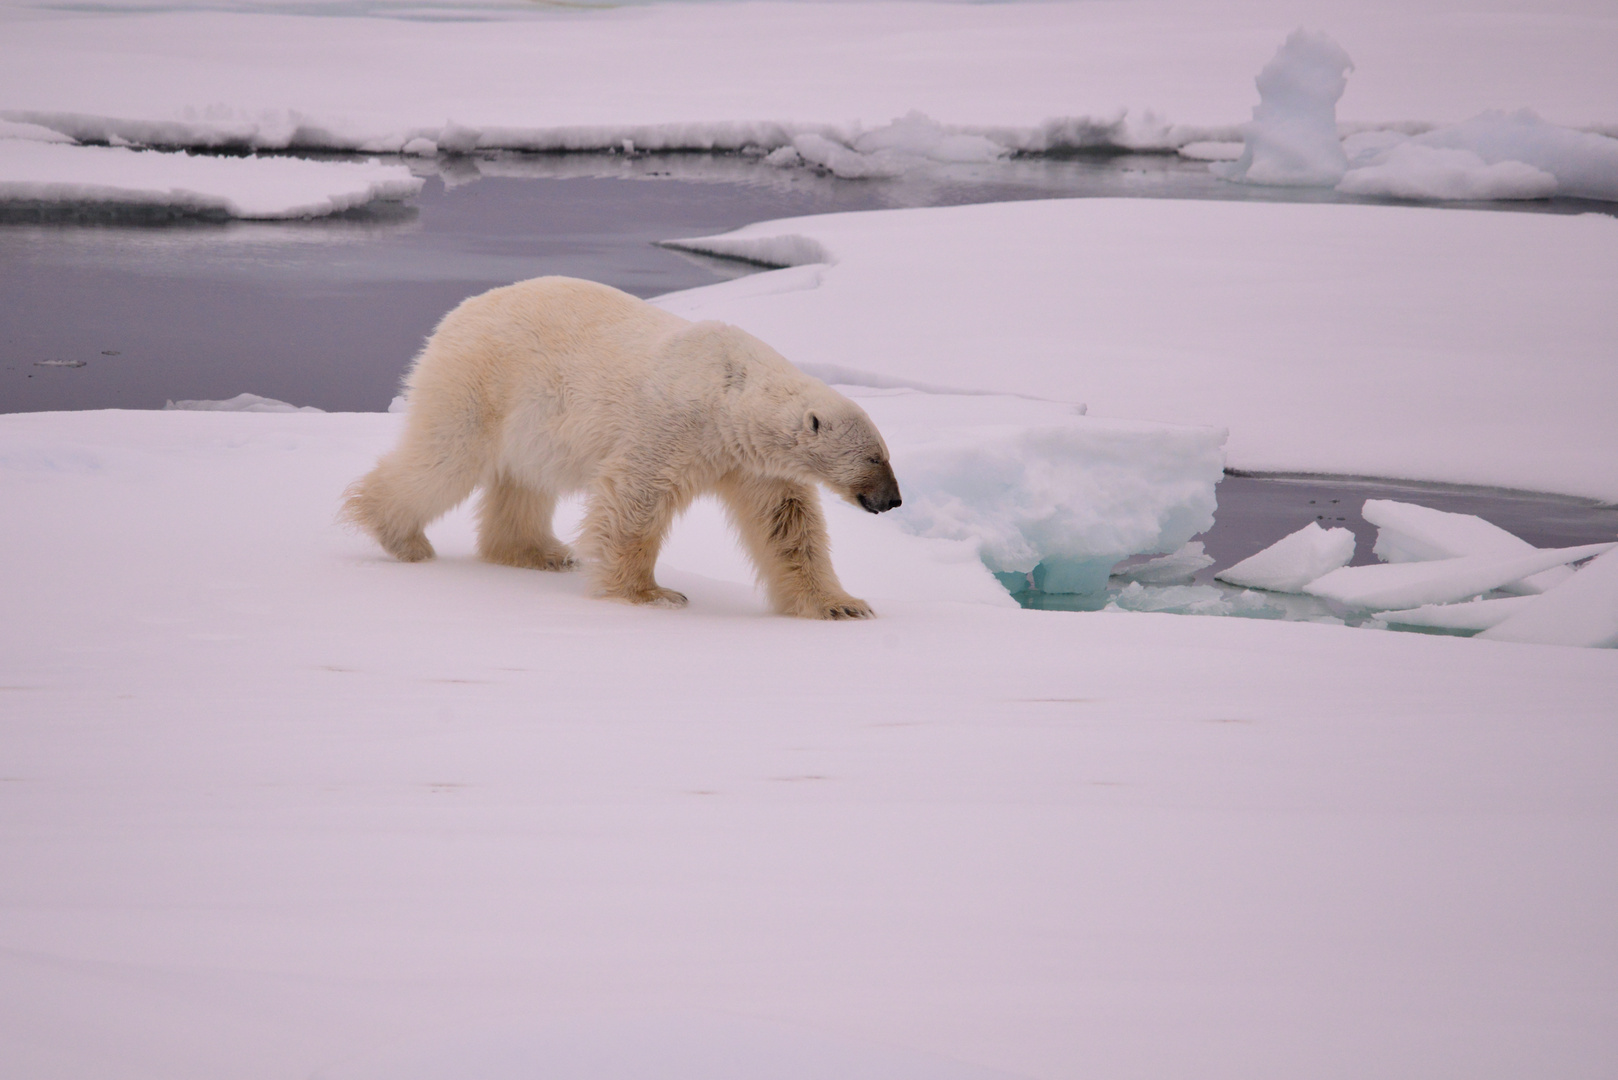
[1215, 522, 1356, 592]
[0, 139, 421, 218]
[846, 388, 1225, 594]
[1412, 110, 1618, 202]
[1303, 543, 1614, 611]
[1365, 498, 1572, 594]
[656, 199, 1618, 501]
[1213, 29, 1354, 188]
[1480, 547, 1618, 648]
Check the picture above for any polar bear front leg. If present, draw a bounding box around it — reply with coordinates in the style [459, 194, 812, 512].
[580, 473, 689, 608]
[717, 474, 873, 620]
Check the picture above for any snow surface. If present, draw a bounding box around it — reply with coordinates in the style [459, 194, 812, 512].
[0, 138, 421, 218]
[1303, 543, 1614, 612]
[1, 0, 1615, 160]
[847, 388, 1225, 594]
[1480, 547, 1618, 648]
[659, 199, 1618, 501]
[1336, 142, 1559, 201]
[1365, 498, 1573, 594]
[1212, 29, 1354, 188]
[1215, 521, 1355, 593]
[3, 407, 1617, 1080]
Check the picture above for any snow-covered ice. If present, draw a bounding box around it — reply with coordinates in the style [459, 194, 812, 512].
[1212, 29, 1354, 188]
[0, 139, 421, 218]
[4, 408, 1616, 1080]
[1480, 547, 1618, 649]
[1337, 110, 1618, 202]
[1215, 522, 1356, 593]
[1365, 498, 1574, 594]
[660, 199, 1618, 501]
[1336, 142, 1559, 201]
[1112, 542, 1216, 585]
[164, 392, 326, 414]
[844, 388, 1225, 594]
[1303, 542, 1614, 612]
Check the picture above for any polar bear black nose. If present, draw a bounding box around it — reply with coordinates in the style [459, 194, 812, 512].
[856, 464, 902, 514]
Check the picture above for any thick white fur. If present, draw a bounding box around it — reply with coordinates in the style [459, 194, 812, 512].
[343, 277, 898, 619]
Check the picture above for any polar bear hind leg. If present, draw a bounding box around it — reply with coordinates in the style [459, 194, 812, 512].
[717, 474, 873, 620]
[476, 473, 577, 571]
[342, 424, 486, 563]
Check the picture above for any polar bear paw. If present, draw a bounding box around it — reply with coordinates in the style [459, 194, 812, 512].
[484, 544, 579, 572]
[613, 586, 688, 609]
[810, 596, 874, 620]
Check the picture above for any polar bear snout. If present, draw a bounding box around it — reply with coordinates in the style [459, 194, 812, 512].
[853, 463, 903, 514]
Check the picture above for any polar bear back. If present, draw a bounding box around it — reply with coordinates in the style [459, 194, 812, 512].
[402, 276, 735, 491]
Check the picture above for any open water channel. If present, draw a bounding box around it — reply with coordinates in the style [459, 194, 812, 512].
[4, 148, 1613, 624]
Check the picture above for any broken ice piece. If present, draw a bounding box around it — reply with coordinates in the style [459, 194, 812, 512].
[1112, 542, 1215, 585]
[1304, 542, 1614, 611]
[1378, 596, 1538, 632]
[1215, 522, 1355, 593]
[1364, 498, 1572, 594]
[1479, 547, 1618, 648]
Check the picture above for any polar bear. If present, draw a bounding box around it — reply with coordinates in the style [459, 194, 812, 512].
[342, 276, 902, 619]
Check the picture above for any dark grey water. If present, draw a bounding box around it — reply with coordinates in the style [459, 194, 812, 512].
[5, 149, 1614, 414]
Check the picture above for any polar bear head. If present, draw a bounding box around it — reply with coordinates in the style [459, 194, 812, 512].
[695, 323, 902, 513]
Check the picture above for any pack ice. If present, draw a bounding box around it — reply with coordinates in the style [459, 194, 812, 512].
[1213, 498, 1616, 646]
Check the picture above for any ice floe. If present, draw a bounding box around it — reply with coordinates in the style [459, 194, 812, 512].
[1379, 596, 1539, 632]
[0, 139, 421, 218]
[1215, 521, 1356, 593]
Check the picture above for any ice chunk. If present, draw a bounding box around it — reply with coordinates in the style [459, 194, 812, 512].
[846, 388, 1226, 595]
[1213, 29, 1354, 188]
[1363, 499, 1572, 594]
[1378, 596, 1538, 631]
[1412, 110, 1618, 203]
[1304, 543, 1614, 611]
[1112, 541, 1215, 585]
[1337, 143, 1557, 201]
[164, 393, 323, 413]
[0, 140, 422, 219]
[1215, 521, 1356, 593]
[1107, 582, 1276, 618]
[785, 113, 1007, 179]
[1479, 547, 1618, 648]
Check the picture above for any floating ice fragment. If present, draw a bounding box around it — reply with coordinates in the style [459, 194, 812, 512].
[164, 393, 323, 413]
[1364, 499, 1571, 594]
[1479, 547, 1618, 648]
[1113, 542, 1215, 585]
[1379, 596, 1538, 631]
[1303, 542, 1614, 611]
[1215, 521, 1355, 593]
[1213, 29, 1354, 188]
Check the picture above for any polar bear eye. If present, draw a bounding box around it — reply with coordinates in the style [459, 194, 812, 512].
[809, 413, 820, 434]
